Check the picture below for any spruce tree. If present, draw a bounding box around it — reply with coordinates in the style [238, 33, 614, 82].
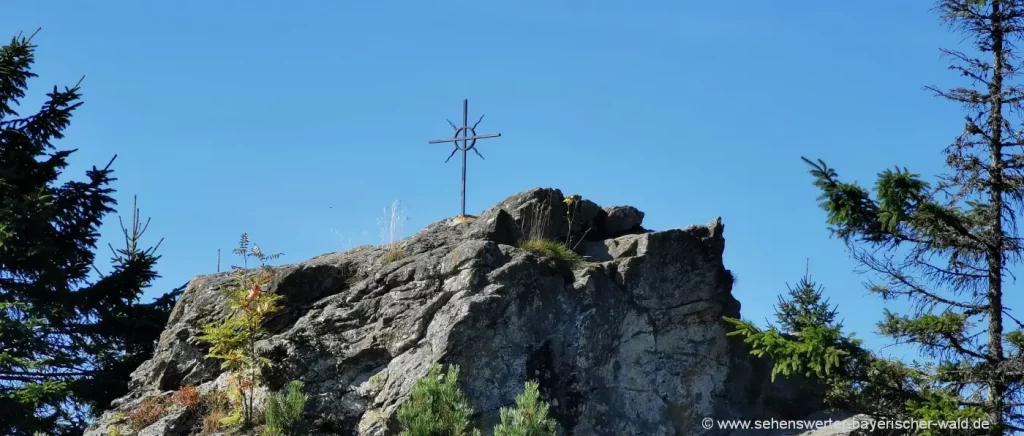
[726, 267, 981, 433]
[774, 262, 839, 334]
[801, 1, 1024, 432]
[0, 30, 179, 434]
[727, 268, 875, 415]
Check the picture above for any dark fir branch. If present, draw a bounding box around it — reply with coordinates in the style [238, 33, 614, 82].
[0, 31, 180, 435]
[802, 1, 1024, 433]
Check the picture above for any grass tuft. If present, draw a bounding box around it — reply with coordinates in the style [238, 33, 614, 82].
[197, 390, 232, 435]
[378, 200, 409, 263]
[382, 248, 406, 264]
[518, 238, 585, 268]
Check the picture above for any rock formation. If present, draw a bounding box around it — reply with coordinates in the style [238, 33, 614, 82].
[84, 188, 827, 436]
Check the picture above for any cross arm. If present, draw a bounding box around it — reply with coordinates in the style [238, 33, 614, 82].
[428, 133, 501, 144]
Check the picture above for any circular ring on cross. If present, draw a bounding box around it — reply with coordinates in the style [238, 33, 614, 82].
[452, 126, 477, 151]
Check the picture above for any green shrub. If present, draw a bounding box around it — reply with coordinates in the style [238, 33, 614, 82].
[493, 381, 557, 436]
[264, 381, 308, 436]
[518, 238, 584, 268]
[397, 364, 481, 436]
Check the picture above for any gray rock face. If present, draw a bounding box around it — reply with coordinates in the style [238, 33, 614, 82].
[84, 188, 821, 436]
[601, 205, 645, 236]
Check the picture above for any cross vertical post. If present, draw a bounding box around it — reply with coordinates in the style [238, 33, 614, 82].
[461, 99, 468, 218]
[428, 99, 502, 217]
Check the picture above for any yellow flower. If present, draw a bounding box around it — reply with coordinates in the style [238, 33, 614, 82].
[563, 194, 582, 206]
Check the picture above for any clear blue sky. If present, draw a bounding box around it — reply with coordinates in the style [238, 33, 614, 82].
[4, 1, 1019, 361]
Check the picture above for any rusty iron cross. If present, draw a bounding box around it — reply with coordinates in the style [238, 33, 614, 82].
[428, 99, 502, 217]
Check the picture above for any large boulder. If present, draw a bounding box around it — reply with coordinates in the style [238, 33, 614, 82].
[85, 188, 821, 436]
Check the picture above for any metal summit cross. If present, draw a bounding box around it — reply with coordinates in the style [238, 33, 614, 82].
[428, 99, 502, 217]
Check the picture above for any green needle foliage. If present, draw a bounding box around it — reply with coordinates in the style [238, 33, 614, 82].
[493, 381, 558, 436]
[397, 363, 481, 436]
[264, 380, 308, 436]
[774, 264, 839, 334]
[0, 30, 179, 435]
[726, 268, 862, 405]
[198, 234, 283, 429]
[726, 267, 984, 433]
[799, 1, 1024, 432]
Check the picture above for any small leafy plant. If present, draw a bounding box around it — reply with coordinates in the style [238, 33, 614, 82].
[397, 363, 481, 436]
[170, 384, 202, 409]
[197, 234, 283, 428]
[129, 395, 169, 430]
